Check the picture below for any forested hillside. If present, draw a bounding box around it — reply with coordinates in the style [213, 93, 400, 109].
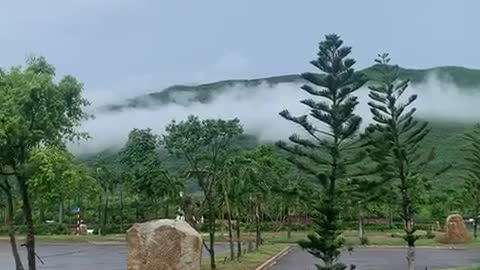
[102, 66, 480, 112]
[87, 65, 480, 201]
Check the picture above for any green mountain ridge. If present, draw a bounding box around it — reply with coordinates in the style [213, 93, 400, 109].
[84, 65, 480, 197]
[102, 65, 480, 112]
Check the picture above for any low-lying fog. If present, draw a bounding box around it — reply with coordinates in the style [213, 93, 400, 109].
[69, 74, 480, 155]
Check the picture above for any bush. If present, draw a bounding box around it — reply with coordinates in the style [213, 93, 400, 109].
[51, 224, 69, 235]
[3, 223, 71, 235]
[390, 232, 403, 238]
[425, 230, 436, 239]
[360, 236, 369, 245]
[0, 226, 9, 234]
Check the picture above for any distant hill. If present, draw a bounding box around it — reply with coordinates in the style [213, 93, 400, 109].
[102, 65, 480, 112]
[85, 65, 480, 195]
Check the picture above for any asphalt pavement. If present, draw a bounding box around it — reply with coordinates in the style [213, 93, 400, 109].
[1, 243, 479, 270]
[0, 242, 227, 270]
[270, 247, 480, 270]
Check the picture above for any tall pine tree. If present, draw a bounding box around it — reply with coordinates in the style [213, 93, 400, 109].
[461, 124, 480, 238]
[365, 53, 433, 270]
[278, 34, 366, 270]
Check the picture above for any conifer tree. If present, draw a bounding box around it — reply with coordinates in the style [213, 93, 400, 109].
[278, 34, 366, 270]
[365, 53, 433, 270]
[461, 124, 480, 238]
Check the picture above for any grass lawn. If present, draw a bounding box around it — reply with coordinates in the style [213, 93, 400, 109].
[1, 230, 479, 248]
[258, 230, 480, 248]
[201, 244, 288, 270]
[0, 234, 126, 243]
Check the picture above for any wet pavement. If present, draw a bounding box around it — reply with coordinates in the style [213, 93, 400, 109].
[1, 243, 479, 270]
[0, 242, 228, 270]
[270, 247, 480, 270]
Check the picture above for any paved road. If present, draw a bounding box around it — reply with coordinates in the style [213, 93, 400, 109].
[2, 243, 479, 270]
[0, 242, 228, 270]
[270, 247, 480, 270]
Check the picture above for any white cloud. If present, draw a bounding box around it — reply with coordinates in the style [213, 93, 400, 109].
[69, 74, 480, 155]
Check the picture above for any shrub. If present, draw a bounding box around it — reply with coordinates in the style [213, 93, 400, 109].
[360, 236, 369, 245]
[425, 230, 436, 239]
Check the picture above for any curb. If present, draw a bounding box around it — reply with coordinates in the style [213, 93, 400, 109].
[255, 246, 291, 270]
[354, 245, 480, 250]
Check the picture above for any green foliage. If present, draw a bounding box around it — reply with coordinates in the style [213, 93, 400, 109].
[425, 230, 436, 239]
[27, 146, 90, 206]
[461, 124, 480, 237]
[364, 53, 443, 270]
[162, 115, 243, 269]
[120, 128, 180, 198]
[0, 55, 90, 270]
[279, 34, 367, 270]
[93, 156, 118, 195]
[360, 236, 369, 245]
[107, 65, 480, 112]
[0, 56, 89, 162]
[240, 145, 289, 197]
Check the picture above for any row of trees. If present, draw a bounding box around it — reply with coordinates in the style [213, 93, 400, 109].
[120, 118, 307, 269]
[278, 35, 452, 270]
[0, 35, 479, 270]
[0, 57, 90, 270]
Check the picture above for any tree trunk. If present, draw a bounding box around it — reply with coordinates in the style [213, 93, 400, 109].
[254, 204, 261, 249]
[102, 195, 109, 235]
[236, 213, 242, 259]
[402, 194, 415, 270]
[39, 207, 45, 224]
[17, 175, 36, 270]
[226, 217, 234, 260]
[164, 203, 169, 218]
[207, 198, 216, 269]
[389, 206, 393, 228]
[97, 203, 102, 235]
[2, 182, 25, 270]
[358, 208, 365, 242]
[135, 199, 140, 221]
[286, 206, 292, 239]
[222, 182, 235, 260]
[474, 202, 479, 239]
[58, 201, 64, 224]
[473, 217, 478, 239]
[120, 189, 124, 233]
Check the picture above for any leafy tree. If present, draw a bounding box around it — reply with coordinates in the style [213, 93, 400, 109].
[461, 124, 480, 238]
[344, 178, 387, 243]
[162, 115, 243, 269]
[278, 34, 367, 270]
[219, 168, 236, 260]
[0, 56, 89, 270]
[0, 175, 24, 270]
[120, 128, 181, 218]
[27, 146, 87, 224]
[92, 157, 118, 235]
[365, 53, 436, 270]
[221, 145, 289, 259]
[243, 145, 289, 249]
[223, 155, 252, 259]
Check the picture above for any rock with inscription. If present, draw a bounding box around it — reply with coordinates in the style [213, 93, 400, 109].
[127, 219, 202, 270]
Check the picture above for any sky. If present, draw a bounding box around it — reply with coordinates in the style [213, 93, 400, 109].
[0, 1, 479, 103]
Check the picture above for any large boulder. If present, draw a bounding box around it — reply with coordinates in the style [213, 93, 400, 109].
[444, 214, 469, 243]
[127, 219, 202, 270]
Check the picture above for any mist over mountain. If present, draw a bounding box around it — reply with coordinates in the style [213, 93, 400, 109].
[70, 65, 480, 155]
